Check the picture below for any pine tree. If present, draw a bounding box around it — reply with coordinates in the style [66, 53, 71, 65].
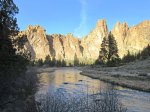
[0, 0, 19, 38]
[98, 37, 109, 64]
[56, 60, 62, 67]
[37, 59, 43, 66]
[51, 57, 56, 66]
[44, 55, 51, 66]
[125, 51, 136, 62]
[0, 0, 29, 75]
[74, 53, 79, 66]
[147, 44, 150, 56]
[141, 46, 149, 59]
[108, 32, 119, 61]
[97, 32, 120, 66]
[0, 1, 31, 108]
[61, 60, 66, 67]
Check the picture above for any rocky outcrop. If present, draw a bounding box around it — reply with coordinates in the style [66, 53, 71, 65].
[112, 20, 150, 57]
[47, 33, 83, 63]
[23, 25, 51, 60]
[19, 19, 150, 64]
[81, 19, 108, 63]
[111, 22, 129, 57]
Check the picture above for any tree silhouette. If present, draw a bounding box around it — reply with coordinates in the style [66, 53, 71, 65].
[74, 53, 79, 66]
[61, 59, 66, 67]
[97, 32, 120, 66]
[98, 37, 109, 64]
[108, 32, 119, 61]
[51, 57, 56, 66]
[0, 0, 19, 38]
[140, 44, 150, 59]
[122, 51, 136, 63]
[121, 44, 150, 63]
[44, 55, 51, 66]
[0, 1, 31, 109]
[0, 0, 29, 75]
[36, 59, 43, 66]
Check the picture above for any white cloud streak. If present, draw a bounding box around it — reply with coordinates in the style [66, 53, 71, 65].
[74, 0, 88, 38]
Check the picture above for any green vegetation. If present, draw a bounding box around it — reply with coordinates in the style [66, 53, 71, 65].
[97, 32, 150, 67]
[98, 37, 109, 64]
[0, 0, 19, 38]
[33, 54, 93, 67]
[0, 0, 37, 111]
[96, 32, 120, 67]
[122, 44, 150, 63]
[33, 55, 67, 67]
[0, 0, 28, 83]
[74, 53, 79, 66]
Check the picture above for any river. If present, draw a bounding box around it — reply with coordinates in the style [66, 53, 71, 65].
[35, 67, 150, 112]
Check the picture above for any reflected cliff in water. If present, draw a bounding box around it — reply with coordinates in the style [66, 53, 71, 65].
[36, 68, 150, 112]
[37, 68, 108, 94]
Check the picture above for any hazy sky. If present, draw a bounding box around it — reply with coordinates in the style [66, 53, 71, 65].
[14, 0, 150, 38]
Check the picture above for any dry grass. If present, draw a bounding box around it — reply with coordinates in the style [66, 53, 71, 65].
[35, 88, 127, 112]
[80, 71, 150, 92]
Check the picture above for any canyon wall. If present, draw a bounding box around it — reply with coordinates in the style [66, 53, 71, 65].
[20, 19, 150, 64]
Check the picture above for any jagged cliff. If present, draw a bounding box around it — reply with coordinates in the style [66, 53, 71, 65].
[81, 19, 108, 61]
[111, 20, 150, 57]
[47, 33, 83, 63]
[19, 19, 150, 64]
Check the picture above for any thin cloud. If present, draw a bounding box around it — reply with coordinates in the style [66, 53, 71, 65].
[74, 0, 88, 38]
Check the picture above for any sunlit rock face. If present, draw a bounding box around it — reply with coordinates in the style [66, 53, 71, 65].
[112, 20, 150, 58]
[19, 19, 150, 63]
[81, 19, 108, 62]
[62, 33, 83, 62]
[111, 22, 129, 57]
[47, 33, 83, 63]
[47, 34, 65, 60]
[24, 25, 51, 60]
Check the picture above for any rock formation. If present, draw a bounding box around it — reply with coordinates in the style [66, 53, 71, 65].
[21, 25, 51, 60]
[18, 19, 150, 64]
[112, 20, 150, 57]
[81, 19, 108, 63]
[47, 33, 83, 64]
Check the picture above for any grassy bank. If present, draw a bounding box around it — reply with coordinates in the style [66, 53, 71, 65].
[80, 71, 150, 92]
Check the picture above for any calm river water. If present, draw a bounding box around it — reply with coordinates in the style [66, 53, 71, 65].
[36, 68, 150, 112]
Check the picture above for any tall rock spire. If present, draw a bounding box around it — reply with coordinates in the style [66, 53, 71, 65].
[96, 19, 108, 37]
[81, 19, 108, 62]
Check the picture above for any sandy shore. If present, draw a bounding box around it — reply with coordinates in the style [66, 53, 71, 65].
[79, 58, 150, 92]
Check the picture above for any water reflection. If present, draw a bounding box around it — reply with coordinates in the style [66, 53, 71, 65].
[38, 68, 106, 94]
[37, 68, 150, 112]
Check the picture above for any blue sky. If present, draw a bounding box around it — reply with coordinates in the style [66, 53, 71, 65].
[14, 0, 150, 38]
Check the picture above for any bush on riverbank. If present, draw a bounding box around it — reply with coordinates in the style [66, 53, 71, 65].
[36, 87, 127, 112]
[0, 71, 38, 112]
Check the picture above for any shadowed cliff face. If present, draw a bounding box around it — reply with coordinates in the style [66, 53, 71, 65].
[47, 33, 83, 63]
[19, 19, 150, 63]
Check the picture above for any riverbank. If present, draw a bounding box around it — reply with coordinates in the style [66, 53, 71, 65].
[79, 58, 150, 92]
[0, 66, 38, 112]
[27, 66, 57, 74]
[0, 66, 57, 112]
